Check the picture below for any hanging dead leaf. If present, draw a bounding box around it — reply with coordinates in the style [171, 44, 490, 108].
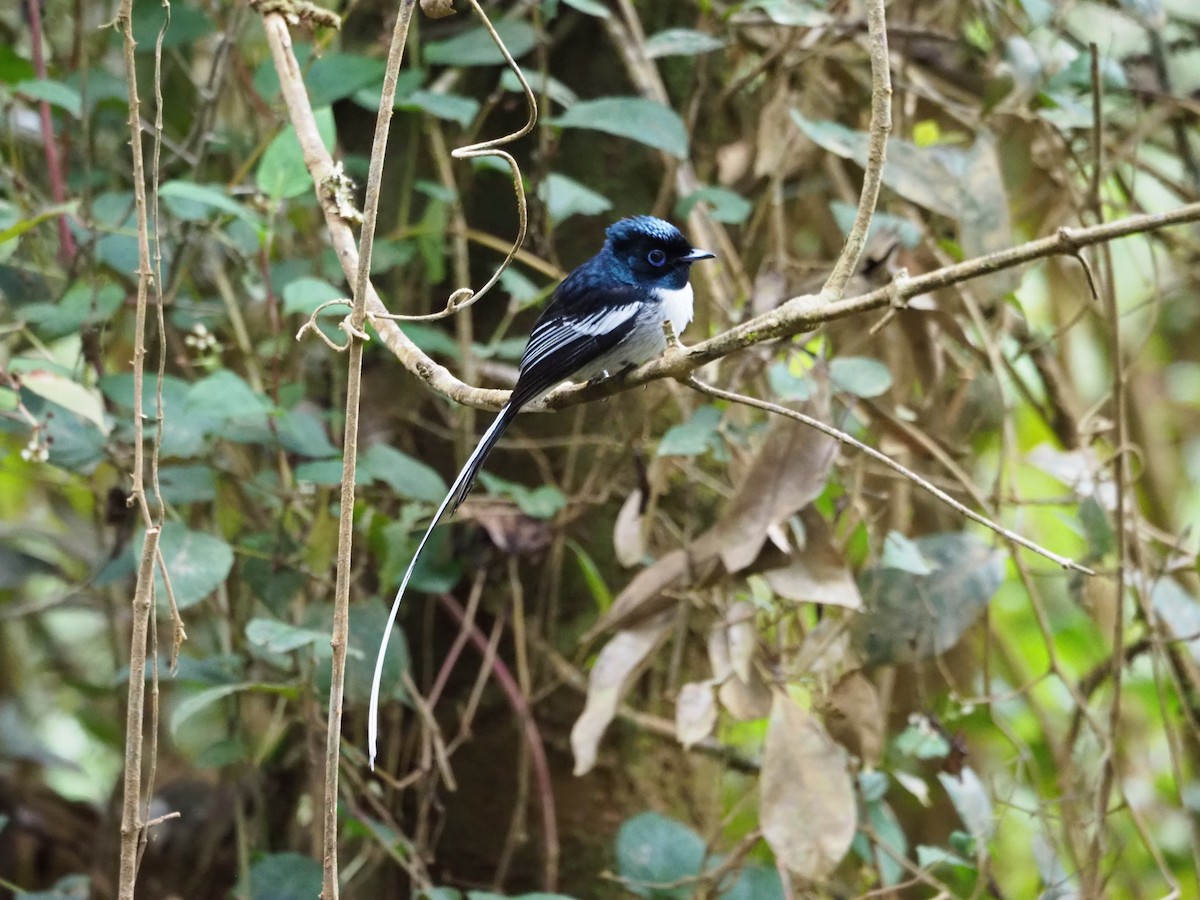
[675, 681, 718, 749]
[823, 670, 884, 766]
[764, 510, 862, 609]
[585, 531, 723, 641]
[713, 385, 838, 574]
[717, 669, 773, 721]
[570, 611, 674, 776]
[726, 600, 757, 683]
[458, 499, 554, 556]
[760, 692, 857, 879]
[709, 612, 772, 720]
[613, 488, 646, 568]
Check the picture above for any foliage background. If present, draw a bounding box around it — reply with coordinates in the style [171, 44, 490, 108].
[2, 0, 1200, 897]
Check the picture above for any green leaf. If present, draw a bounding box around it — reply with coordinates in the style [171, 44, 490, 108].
[1151, 577, 1200, 665]
[401, 90, 480, 127]
[158, 465, 217, 504]
[676, 186, 752, 224]
[276, 407, 338, 458]
[499, 70, 578, 108]
[616, 812, 706, 898]
[478, 472, 567, 519]
[538, 173, 612, 223]
[551, 97, 689, 159]
[854, 532, 1004, 666]
[916, 844, 973, 870]
[0, 200, 79, 252]
[566, 539, 612, 611]
[893, 722, 951, 759]
[0, 45, 36, 83]
[830, 200, 922, 249]
[742, 0, 835, 26]
[294, 458, 361, 487]
[830, 356, 893, 398]
[854, 799, 908, 887]
[644, 28, 726, 59]
[314, 602, 409, 705]
[256, 107, 336, 200]
[186, 371, 271, 421]
[242, 852, 324, 900]
[153, 525, 235, 609]
[719, 864, 785, 900]
[939, 767, 995, 845]
[362, 443, 448, 503]
[767, 360, 813, 401]
[245, 618, 328, 654]
[159, 180, 261, 225]
[13, 873, 90, 899]
[305, 53, 387, 107]
[18, 368, 109, 434]
[20, 280, 122, 340]
[881, 531, 933, 574]
[282, 276, 347, 318]
[658, 405, 722, 457]
[132, 0, 215, 49]
[560, 0, 611, 17]
[424, 21, 537, 66]
[169, 682, 278, 736]
[14, 78, 82, 117]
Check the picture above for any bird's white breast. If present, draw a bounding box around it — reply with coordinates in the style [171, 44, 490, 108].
[654, 283, 695, 334]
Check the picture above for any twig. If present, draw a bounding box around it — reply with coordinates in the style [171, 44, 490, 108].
[25, 0, 76, 265]
[349, 0, 537, 324]
[437, 592, 560, 892]
[116, 527, 159, 899]
[113, 0, 166, 891]
[264, 2, 423, 898]
[686, 377, 1094, 574]
[820, 0, 891, 302]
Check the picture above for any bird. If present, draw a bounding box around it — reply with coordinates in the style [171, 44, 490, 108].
[368, 215, 715, 768]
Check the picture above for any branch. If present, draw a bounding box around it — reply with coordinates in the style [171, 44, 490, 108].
[686, 377, 1094, 574]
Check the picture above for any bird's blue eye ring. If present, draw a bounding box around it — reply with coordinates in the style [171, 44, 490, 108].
[647, 248, 668, 267]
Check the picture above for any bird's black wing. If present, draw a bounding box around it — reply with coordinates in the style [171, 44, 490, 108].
[509, 280, 645, 408]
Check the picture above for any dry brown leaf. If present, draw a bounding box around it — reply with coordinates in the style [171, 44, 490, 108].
[570, 612, 674, 776]
[794, 618, 854, 676]
[761, 692, 857, 879]
[584, 531, 723, 640]
[824, 670, 884, 766]
[675, 681, 718, 749]
[764, 511, 862, 610]
[458, 500, 554, 556]
[718, 670, 773, 721]
[726, 600, 757, 683]
[714, 391, 838, 574]
[420, 0, 457, 18]
[613, 488, 646, 568]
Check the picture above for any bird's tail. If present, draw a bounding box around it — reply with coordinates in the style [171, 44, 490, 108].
[368, 402, 519, 768]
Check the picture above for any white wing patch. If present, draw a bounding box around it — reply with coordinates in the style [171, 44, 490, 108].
[655, 283, 694, 333]
[571, 303, 640, 337]
[522, 302, 640, 368]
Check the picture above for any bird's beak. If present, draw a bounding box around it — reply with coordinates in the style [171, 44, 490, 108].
[682, 248, 716, 263]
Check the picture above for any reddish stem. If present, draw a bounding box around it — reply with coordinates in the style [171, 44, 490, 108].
[437, 592, 560, 892]
[26, 0, 77, 265]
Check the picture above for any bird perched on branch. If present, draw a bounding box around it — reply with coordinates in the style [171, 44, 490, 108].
[369, 216, 715, 767]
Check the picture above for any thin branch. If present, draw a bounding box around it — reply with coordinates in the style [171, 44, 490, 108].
[686, 377, 1094, 574]
[820, 0, 891, 301]
[269, 2, 422, 898]
[438, 592, 560, 892]
[116, 527, 159, 899]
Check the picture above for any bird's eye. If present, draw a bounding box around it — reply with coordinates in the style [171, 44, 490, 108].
[647, 249, 668, 267]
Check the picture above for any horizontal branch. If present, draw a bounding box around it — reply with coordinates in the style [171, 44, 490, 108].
[540, 202, 1200, 410]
